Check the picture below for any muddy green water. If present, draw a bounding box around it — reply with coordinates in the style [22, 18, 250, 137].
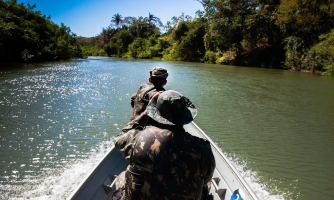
[0, 57, 333, 199]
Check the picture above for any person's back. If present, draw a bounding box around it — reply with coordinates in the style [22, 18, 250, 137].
[130, 67, 168, 120]
[118, 90, 215, 200]
[124, 123, 215, 199]
[130, 82, 163, 120]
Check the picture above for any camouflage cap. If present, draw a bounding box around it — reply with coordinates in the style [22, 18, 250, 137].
[150, 67, 168, 79]
[146, 90, 197, 125]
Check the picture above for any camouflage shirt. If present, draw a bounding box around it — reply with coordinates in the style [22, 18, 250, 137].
[119, 123, 216, 200]
[130, 82, 165, 121]
[115, 113, 154, 161]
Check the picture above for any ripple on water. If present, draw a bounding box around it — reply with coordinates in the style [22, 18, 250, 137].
[1, 59, 334, 199]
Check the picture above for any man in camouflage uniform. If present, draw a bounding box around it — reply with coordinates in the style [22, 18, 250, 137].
[115, 90, 216, 200]
[130, 67, 168, 121]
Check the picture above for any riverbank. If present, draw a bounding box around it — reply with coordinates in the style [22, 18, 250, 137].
[77, 0, 334, 77]
[290, 67, 321, 75]
[88, 55, 326, 76]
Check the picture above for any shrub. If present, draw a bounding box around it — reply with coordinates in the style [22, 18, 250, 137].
[283, 36, 306, 69]
[305, 29, 334, 76]
[201, 51, 216, 63]
[128, 38, 150, 58]
[98, 49, 108, 56]
[216, 50, 236, 64]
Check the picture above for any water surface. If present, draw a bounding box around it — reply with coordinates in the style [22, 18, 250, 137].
[0, 57, 333, 199]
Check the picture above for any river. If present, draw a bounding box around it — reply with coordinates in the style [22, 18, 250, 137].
[0, 57, 333, 199]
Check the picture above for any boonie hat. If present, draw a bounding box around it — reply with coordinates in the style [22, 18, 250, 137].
[150, 67, 168, 79]
[147, 90, 197, 125]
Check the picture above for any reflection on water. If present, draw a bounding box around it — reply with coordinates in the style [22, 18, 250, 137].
[0, 57, 333, 199]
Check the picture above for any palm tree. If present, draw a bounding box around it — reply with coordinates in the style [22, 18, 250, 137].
[111, 13, 123, 27]
[145, 12, 163, 27]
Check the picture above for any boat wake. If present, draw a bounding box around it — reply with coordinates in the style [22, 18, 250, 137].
[8, 140, 115, 200]
[226, 154, 287, 200]
[8, 139, 288, 200]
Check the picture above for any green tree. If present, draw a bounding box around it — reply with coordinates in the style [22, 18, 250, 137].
[244, 0, 284, 67]
[166, 17, 206, 61]
[303, 29, 334, 76]
[111, 13, 123, 27]
[277, 0, 334, 46]
[112, 29, 134, 56]
[200, 0, 257, 57]
[0, 0, 82, 63]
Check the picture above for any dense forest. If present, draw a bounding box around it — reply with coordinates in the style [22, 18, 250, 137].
[0, 0, 83, 62]
[79, 0, 334, 76]
[1, 0, 334, 76]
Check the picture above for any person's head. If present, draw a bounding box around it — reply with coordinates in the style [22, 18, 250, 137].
[149, 67, 168, 87]
[146, 90, 197, 125]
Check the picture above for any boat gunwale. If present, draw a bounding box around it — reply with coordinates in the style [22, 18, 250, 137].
[67, 147, 118, 200]
[191, 122, 259, 200]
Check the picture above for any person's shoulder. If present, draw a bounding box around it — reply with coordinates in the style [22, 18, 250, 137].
[142, 125, 171, 135]
[139, 125, 173, 140]
[141, 82, 153, 87]
[137, 82, 149, 89]
[184, 132, 212, 150]
[194, 136, 215, 164]
[137, 82, 153, 93]
[144, 125, 163, 131]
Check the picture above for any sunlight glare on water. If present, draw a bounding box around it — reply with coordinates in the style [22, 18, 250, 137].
[1, 57, 333, 199]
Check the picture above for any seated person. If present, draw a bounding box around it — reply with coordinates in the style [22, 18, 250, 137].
[115, 90, 216, 200]
[130, 67, 168, 120]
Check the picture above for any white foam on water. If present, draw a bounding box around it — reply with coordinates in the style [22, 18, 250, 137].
[227, 154, 286, 200]
[6, 139, 290, 200]
[9, 140, 115, 200]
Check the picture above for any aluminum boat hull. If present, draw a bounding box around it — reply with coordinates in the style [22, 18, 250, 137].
[68, 122, 258, 200]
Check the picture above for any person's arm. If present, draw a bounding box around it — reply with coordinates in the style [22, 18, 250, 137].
[115, 128, 138, 161]
[117, 91, 163, 160]
[114, 112, 149, 160]
[130, 93, 137, 108]
[201, 142, 216, 199]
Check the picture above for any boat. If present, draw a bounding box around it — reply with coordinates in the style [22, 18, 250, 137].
[68, 122, 259, 200]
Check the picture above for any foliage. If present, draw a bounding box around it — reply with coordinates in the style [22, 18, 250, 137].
[0, 0, 83, 63]
[200, 0, 257, 55]
[127, 35, 170, 59]
[112, 29, 134, 56]
[111, 13, 123, 27]
[276, 0, 334, 72]
[81, 45, 96, 57]
[277, 0, 334, 40]
[128, 38, 150, 58]
[201, 51, 217, 64]
[163, 18, 205, 61]
[79, 2, 334, 76]
[217, 50, 237, 64]
[3, 0, 332, 75]
[98, 48, 108, 57]
[145, 12, 163, 28]
[303, 29, 334, 76]
[283, 36, 305, 69]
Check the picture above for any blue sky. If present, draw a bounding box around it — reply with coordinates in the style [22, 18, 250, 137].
[17, 0, 204, 37]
